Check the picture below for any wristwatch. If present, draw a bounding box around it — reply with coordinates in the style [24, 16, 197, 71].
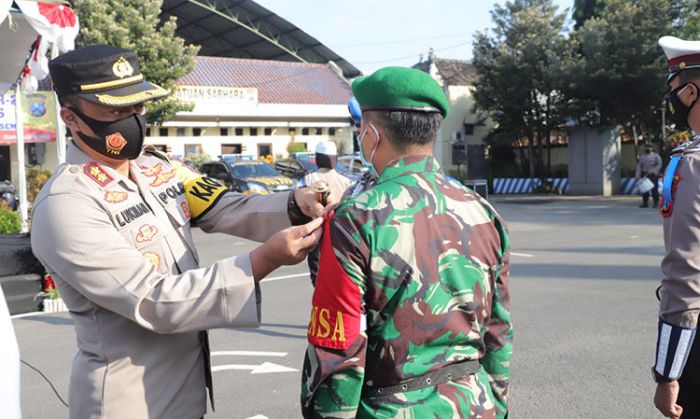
[287, 187, 312, 226]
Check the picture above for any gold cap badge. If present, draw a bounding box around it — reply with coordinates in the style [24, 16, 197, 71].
[112, 57, 134, 79]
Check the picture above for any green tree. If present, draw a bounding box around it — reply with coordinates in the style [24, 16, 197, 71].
[73, 0, 199, 124]
[673, 0, 700, 39]
[572, 0, 606, 28]
[472, 0, 571, 179]
[564, 0, 675, 144]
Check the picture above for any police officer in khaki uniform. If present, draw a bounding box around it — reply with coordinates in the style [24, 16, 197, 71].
[653, 36, 700, 419]
[31, 45, 327, 419]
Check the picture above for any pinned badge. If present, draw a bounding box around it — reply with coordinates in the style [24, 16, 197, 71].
[142, 252, 161, 270]
[104, 190, 128, 203]
[135, 224, 158, 243]
[142, 163, 176, 187]
[181, 201, 191, 219]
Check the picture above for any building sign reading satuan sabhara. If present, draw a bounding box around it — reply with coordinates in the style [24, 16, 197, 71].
[175, 85, 258, 106]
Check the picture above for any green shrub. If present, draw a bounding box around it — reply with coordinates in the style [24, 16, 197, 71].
[0, 204, 21, 234]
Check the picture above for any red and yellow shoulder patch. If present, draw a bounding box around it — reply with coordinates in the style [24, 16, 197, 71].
[307, 211, 362, 350]
[84, 162, 113, 187]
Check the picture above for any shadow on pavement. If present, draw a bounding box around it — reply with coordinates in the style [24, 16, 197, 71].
[21, 315, 74, 326]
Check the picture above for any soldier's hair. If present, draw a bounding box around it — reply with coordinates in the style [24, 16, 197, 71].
[365, 111, 443, 150]
[678, 68, 700, 85]
[56, 94, 81, 108]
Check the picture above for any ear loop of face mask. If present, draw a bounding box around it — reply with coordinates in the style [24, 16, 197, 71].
[366, 123, 381, 166]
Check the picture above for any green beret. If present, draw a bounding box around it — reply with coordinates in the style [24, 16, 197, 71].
[351, 66, 449, 118]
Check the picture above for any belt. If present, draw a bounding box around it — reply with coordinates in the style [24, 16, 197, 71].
[363, 359, 480, 397]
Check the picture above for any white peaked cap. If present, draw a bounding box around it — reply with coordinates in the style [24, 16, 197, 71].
[659, 36, 700, 81]
[315, 141, 337, 156]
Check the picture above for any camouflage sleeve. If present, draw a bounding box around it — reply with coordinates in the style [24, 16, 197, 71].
[481, 217, 513, 418]
[301, 212, 369, 418]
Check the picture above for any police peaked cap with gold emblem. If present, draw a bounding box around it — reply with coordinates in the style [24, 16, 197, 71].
[49, 45, 169, 107]
[352, 66, 449, 118]
[659, 36, 700, 83]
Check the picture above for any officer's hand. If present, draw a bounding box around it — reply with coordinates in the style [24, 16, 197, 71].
[654, 380, 683, 419]
[250, 217, 324, 281]
[294, 187, 338, 218]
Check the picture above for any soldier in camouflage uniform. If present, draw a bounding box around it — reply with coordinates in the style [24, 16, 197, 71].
[301, 67, 512, 418]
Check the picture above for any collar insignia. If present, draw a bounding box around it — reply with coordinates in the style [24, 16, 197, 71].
[84, 162, 113, 187]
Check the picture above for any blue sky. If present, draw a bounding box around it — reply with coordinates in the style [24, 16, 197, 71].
[255, 0, 574, 75]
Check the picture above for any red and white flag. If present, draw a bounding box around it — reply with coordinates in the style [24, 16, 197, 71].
[15, 1, 79, 52]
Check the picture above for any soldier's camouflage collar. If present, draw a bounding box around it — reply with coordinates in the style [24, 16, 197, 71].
[378, 155, 441, 183]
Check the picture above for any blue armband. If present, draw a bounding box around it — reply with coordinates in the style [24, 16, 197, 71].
[662, 155, 682, 212]
[654, 319, 696, 380]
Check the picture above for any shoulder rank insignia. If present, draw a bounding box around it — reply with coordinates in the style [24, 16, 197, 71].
[84, 162, 113, 187]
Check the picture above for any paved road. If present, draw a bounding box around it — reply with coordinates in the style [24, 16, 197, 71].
[13, 196, 664, 418]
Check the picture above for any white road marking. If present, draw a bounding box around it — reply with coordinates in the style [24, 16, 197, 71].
[211, 362, 298, 374]
[11, 311, 55, 319]
[511, 252, 534, 258]
[261, 272, 309, 282]
[629, 235, 640, 239]
[244, 415, 269, 419]
[211, 350, 287, 357]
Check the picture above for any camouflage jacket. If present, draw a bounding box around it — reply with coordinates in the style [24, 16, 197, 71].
[301, 155, 512, 418]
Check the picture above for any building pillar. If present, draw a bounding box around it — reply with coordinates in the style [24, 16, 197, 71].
[567, 126, 621, 196]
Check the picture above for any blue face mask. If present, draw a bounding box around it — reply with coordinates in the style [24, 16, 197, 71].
[358, 123, 380, 178]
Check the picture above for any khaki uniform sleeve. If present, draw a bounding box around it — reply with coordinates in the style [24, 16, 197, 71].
[31, 193, 259, 334]
[181, 174, 291, 243]
[660, 155, 700, 328]
[195, 190, 291, 243]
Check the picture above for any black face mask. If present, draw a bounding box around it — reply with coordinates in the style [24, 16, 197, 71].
[71, 107, 146, 160]
[666, 83, 698, 131]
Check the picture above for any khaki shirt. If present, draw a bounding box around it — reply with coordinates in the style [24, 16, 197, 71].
[660, 141, 700, 329]
[31, 143, 290, 419]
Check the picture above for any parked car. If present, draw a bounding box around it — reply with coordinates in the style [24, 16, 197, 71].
[274, 152, 317, 180]
[200, 155, 295, 194]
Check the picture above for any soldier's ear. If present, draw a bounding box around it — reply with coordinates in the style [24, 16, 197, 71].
[60, 107, 79, 130]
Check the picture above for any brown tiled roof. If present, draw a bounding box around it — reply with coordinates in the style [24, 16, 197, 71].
[413, 57, 478, 86]
[178, 56, 352, 105]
